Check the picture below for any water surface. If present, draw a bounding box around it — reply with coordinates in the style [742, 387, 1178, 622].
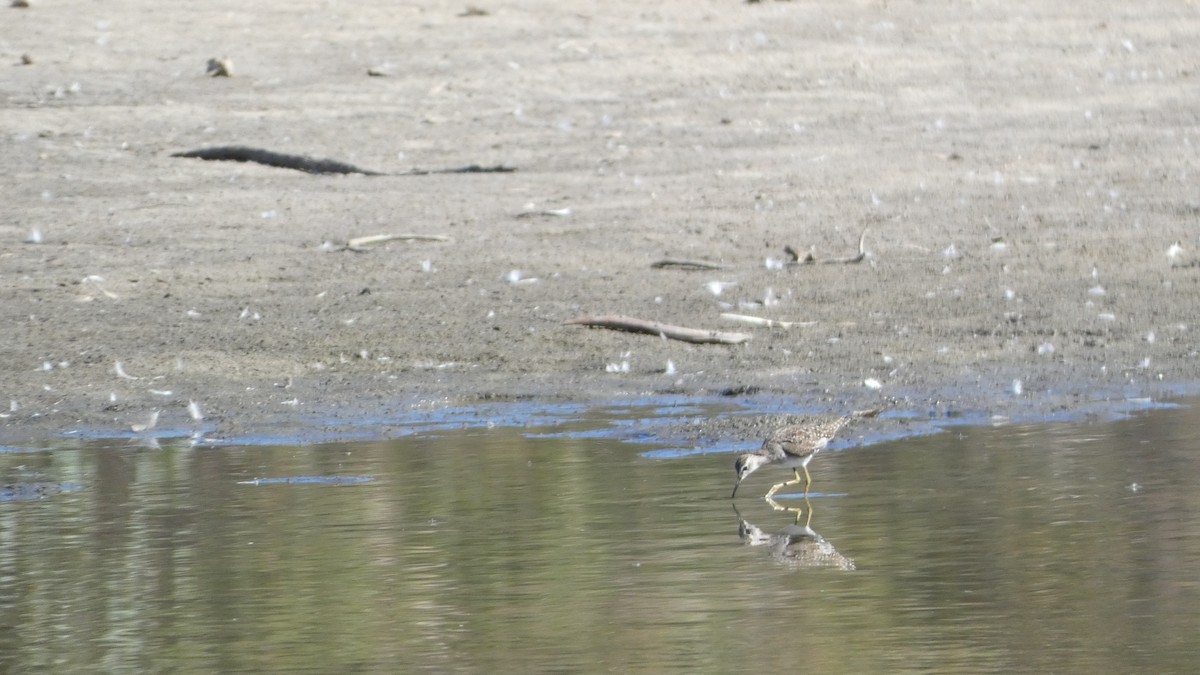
[2, 401, 1199, 672]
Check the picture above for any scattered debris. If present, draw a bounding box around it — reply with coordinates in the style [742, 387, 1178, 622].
[81, 275, 119, 299]
[206, 57, 233, 77]
[705, 280, 736, 296]
[1168, 241, 1184, 264]
[565, 314, 751, 345]
[1167, 241, 1197, 268]
[784, 228, 870, 265]
[606, 359, 630, 373]
[505, 269, 538, 284]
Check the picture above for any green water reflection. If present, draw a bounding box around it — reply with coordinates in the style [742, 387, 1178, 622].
[2, 402, 1199, 672]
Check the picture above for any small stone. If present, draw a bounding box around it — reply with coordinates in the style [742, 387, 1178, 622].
[206, 57, 233, 77]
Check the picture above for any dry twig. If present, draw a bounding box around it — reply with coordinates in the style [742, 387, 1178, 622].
[786, 227, 869, 265]
[565, 314, 751, 345]
[344, 233, 452, 250]
[650, 259, 728, 271]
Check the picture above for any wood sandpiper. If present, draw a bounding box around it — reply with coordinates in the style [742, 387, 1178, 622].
[730, 416, 852, 500]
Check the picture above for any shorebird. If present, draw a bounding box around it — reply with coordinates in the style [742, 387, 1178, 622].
[730, 416, 852, 500]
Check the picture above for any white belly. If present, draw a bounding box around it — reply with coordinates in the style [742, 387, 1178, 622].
[778, 450, 818, 470]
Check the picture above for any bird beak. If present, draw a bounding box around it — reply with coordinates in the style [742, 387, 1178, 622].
[730, 480, 740, 499]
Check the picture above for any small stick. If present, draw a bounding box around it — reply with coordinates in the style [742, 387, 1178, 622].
[786, 227, 869, 265]
[650, 259, 728, 271]
[515, 208, 572, 219]
[823, 227, 869, 264]
[345, 233, 453, 250]
[719, 313, 816, 329]
[565, 314, 751, 344]
[402, 164, 515, 175]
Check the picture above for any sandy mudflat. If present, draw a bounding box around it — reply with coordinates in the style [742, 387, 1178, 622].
[2, 0, 1198, 444]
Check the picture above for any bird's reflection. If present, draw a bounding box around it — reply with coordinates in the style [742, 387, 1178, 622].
[734, 497, 856, 571]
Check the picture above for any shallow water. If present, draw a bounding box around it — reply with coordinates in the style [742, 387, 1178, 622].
[2, 400, 1200, 673]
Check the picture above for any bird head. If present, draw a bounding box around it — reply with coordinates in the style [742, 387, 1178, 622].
[731, 453, 770, 498]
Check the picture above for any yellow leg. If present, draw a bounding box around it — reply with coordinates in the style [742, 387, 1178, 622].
[765, 469, 806, 501]
[802, 465, 812, 496]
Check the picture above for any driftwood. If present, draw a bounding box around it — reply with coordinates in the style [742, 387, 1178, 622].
[785, 228, 869, 265]
[564, 314, 751, 345]
[650, 259, 728, 271]
[172, 146, 515, 176]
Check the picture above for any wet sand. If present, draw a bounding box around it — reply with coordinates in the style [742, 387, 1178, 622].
[3, 0, 1198, 444]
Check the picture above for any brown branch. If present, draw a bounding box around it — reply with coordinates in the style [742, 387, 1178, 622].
[564, 314, 751, 344]
[172, 146, 515, 176]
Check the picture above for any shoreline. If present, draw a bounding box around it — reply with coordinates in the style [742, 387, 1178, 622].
[7, 374, 1194, 450]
